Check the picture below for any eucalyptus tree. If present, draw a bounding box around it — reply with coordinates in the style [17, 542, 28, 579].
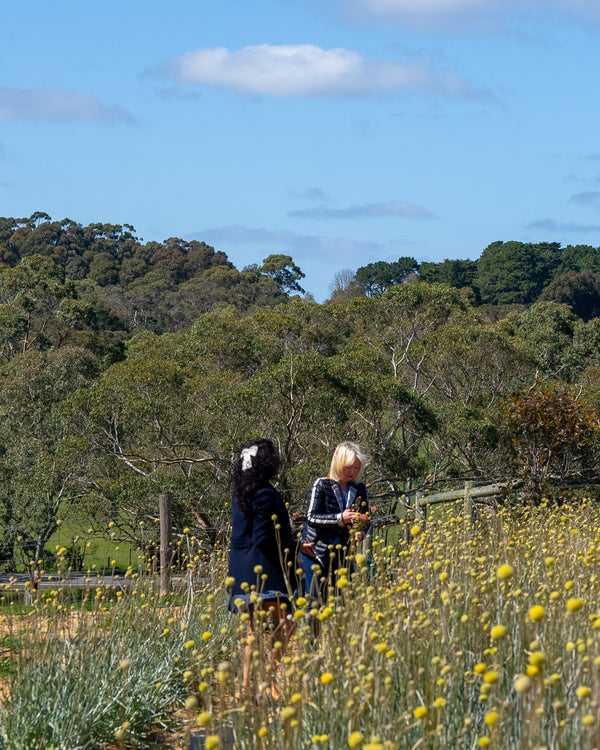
[0, 347, 100, 571]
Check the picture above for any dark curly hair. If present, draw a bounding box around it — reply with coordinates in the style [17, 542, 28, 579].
[232, 438, 281, 513]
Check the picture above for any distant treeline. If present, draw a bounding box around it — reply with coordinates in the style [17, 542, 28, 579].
[341, 242, 600, 322]
[3, 213, 600, 330]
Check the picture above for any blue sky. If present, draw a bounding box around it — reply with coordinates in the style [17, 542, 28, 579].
[2, 0, 600, 301]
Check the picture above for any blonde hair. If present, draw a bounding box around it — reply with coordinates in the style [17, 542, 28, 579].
[328, 441, 368, 482]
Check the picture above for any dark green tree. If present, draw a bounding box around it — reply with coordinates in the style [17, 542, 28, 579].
[476, 241, 560, 305]
[538, 269, 600, 321]
[355, 257, 418, 297]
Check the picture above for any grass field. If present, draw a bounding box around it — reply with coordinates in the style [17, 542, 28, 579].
[45, 518, 149, 572]
[2, 499, 600, 749]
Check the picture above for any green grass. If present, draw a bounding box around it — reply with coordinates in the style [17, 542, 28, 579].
[46, 519, 141, 572]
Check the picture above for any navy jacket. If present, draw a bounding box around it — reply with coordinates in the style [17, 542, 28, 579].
[300, 477, 369, 566]
[227, 484, 297, 604]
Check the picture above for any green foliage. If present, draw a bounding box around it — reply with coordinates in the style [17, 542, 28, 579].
[417, 258, 478, 292]
[355, 257, 418, 297]
[502, 380, 600, 502]
[260, 253, 306, 294]
[538, 269, 600, 321]
[476, 241, 561, 305]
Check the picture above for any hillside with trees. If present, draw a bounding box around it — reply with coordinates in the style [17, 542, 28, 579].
[1, 212, 600, 572]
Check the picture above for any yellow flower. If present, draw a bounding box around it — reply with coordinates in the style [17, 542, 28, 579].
[483, 671, 499, 684]
[280, 706, 296, 721]
[497, 564, 514, 580]
[197, 712, 212, 726]
[474, 663, 486, 675]
[225, 576, 235, 587]
[410, 525, 421, 537]
[205, 736, 221, 750]
[185, 695, 198, 711]
[490, 625, 507, 640]
[254, 565, 263, 574]
[529, 651, 545, 667]
[348, 732, 364, 747]
[529, 605, 545, 622]
[514, 675, 532, 693]
[185, 640, 195, 649]
[258, 727, 269, 737]
[576, 686, 592, 700]
[321, 672, 335, 685]
[319, 606, 334, 621]
[567, 598, 582, 612]
[478, 738, 491, 749]
[485, 711, 499, 726]
[583, 714, 596, 726]
[414, 706, 428, 719]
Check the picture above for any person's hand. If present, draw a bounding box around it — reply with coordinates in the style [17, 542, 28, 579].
[299, 541, 316, 558]
[341, 509, 358, 525]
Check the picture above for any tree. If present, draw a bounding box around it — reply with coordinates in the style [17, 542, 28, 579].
[507, 301, 577, 379]
[260, 254, 305, 294]
[418, 258, 478, 293]
[0, 347, 100, 571]
[538, 269, 600, 321]
[559, 244, 600, 274]
[502, 380, 600, 503]
[355, 257, 418, 297]
[327, 268, 362, 302]
[476, 241, 560, 305]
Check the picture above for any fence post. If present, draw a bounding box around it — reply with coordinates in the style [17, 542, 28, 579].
[159, 493, 173, 597]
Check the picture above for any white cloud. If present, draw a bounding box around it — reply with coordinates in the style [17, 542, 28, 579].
[289, 199, 435, 219]
[161, 43, 478, 98]
[340, 0, 600, 31]
[0, 87, 135, 124]
[190, 224, 384, 263]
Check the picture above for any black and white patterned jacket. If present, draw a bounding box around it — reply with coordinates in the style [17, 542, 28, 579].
[300, 477, 369, 565]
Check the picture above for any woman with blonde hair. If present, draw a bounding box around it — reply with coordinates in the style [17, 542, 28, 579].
[299, 441, 370, 603]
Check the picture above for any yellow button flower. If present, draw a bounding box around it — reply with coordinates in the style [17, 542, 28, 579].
[497, 564, 514, 580]
[529, 605, 545, 622]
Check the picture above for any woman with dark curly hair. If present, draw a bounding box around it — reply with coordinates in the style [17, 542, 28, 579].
[226, 438, 304, 698]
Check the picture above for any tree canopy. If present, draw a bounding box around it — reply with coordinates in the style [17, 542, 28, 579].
[1, 212, 600, 572]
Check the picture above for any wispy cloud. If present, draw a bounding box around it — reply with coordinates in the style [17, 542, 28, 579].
[339, 0, 600, 31]
[189, 224, 384, 263]
[159, 43, 480, 98]
[0, 87, 136, 124]
[526, 218, 600, 234]
[289, 199, 435, 219]
[571, 191, 600, 208]
[296, 186, 332, 203]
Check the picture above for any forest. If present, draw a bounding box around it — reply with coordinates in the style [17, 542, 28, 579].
[2, 211, 600, 573]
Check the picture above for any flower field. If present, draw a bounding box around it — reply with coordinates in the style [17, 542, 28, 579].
[2, 500, 600, 749]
